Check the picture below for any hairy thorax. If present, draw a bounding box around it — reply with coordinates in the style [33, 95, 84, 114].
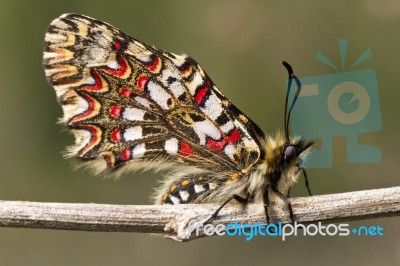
[248, 132, 305, 204]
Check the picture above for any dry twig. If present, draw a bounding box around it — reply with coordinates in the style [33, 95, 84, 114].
[0, 187, 399, 241]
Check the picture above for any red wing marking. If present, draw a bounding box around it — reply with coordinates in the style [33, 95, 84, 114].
[179, 64, 192, 78]
[109, 105, 122, 118]
[194, 86, 209, 105]
[179, 141, 194, 156]
[71, 93, 99, 123]
[120, 87, 133, 98]
[77, 125, 102, 156]
[145, 56, 161, 72]
[121, 149, 131, 160]
[101, 56, 130, 78]
[136, 75, 149, 91]
[207, 128, 241, 151]
[110, 129, 122, 142]
[82, 70, 105, 91]
[114, 41, 121, 51]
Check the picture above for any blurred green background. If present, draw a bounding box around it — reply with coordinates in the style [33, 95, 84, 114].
[0, 0, 399, 265]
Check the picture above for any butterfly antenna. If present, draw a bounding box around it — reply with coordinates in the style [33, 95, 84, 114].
[282, 61, 293, 143]
[282, 61, 302, 143]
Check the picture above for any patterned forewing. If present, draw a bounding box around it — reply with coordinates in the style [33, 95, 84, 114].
[43, 14, 262, 174]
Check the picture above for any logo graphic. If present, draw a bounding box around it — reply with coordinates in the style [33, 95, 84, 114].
[291, 39, 382, 168]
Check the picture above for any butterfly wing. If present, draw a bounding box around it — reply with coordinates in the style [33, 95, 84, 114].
[43, 14, 264, 178]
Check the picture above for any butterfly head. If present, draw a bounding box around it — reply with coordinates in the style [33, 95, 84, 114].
[283, 140, 313, 168]
[263, 132, 312, 175]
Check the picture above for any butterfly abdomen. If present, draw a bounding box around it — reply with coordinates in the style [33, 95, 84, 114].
[155, 171, 250, 205]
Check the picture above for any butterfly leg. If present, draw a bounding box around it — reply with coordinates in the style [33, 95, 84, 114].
[204, 194, 249, 225]
[298, 164, 312, 196]
[272, 187, 294, 224]
[263, 189, 270, 224]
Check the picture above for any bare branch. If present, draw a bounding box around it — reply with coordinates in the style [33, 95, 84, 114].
[0, 187, 399, 241]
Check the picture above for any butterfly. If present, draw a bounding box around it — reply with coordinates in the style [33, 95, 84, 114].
[43, 13, 313, 224]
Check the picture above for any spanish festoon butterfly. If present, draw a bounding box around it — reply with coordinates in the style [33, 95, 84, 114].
[43, 14, 313, 224]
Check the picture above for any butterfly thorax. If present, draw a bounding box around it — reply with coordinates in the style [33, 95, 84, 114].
[248, 131, 312, 204]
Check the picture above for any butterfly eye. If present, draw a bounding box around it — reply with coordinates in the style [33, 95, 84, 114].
[284, 145, 297, 163]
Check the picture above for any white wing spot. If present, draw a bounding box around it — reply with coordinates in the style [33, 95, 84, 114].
[201, 93, 224, 120]
[165, 138, 179, 155]
[62, 94, 88, 121]
[169, 53, 186, 67]
[132, 143, 146, 158]
[72, 129, 91, 150]
[161, 68, 185, 98]
[193, 120, 221, 145]
[194, 185, 205, 193]
[45, 33, 67, 43]
[224, 144, 236, 160]
[52, 18, 70, 29]
[170, 82, 185, 99]
[220, 121, 234, 133]
[123, 108, 145, 121]
[187, 71, 203, 94]
[75, 95, 89, 114]
[169, 195, 180, 205]
[161, 68, 179, 85]
[124, 126, 142, 141]
[85, 75, 95, 85]
[107, 60, 119, 69]
[136, 54, 151, 62]
[208, 182, 217, 190]
[134, 96, 151, 108]
[179, 191, 190, 202]
[147, 81, 172, 109]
